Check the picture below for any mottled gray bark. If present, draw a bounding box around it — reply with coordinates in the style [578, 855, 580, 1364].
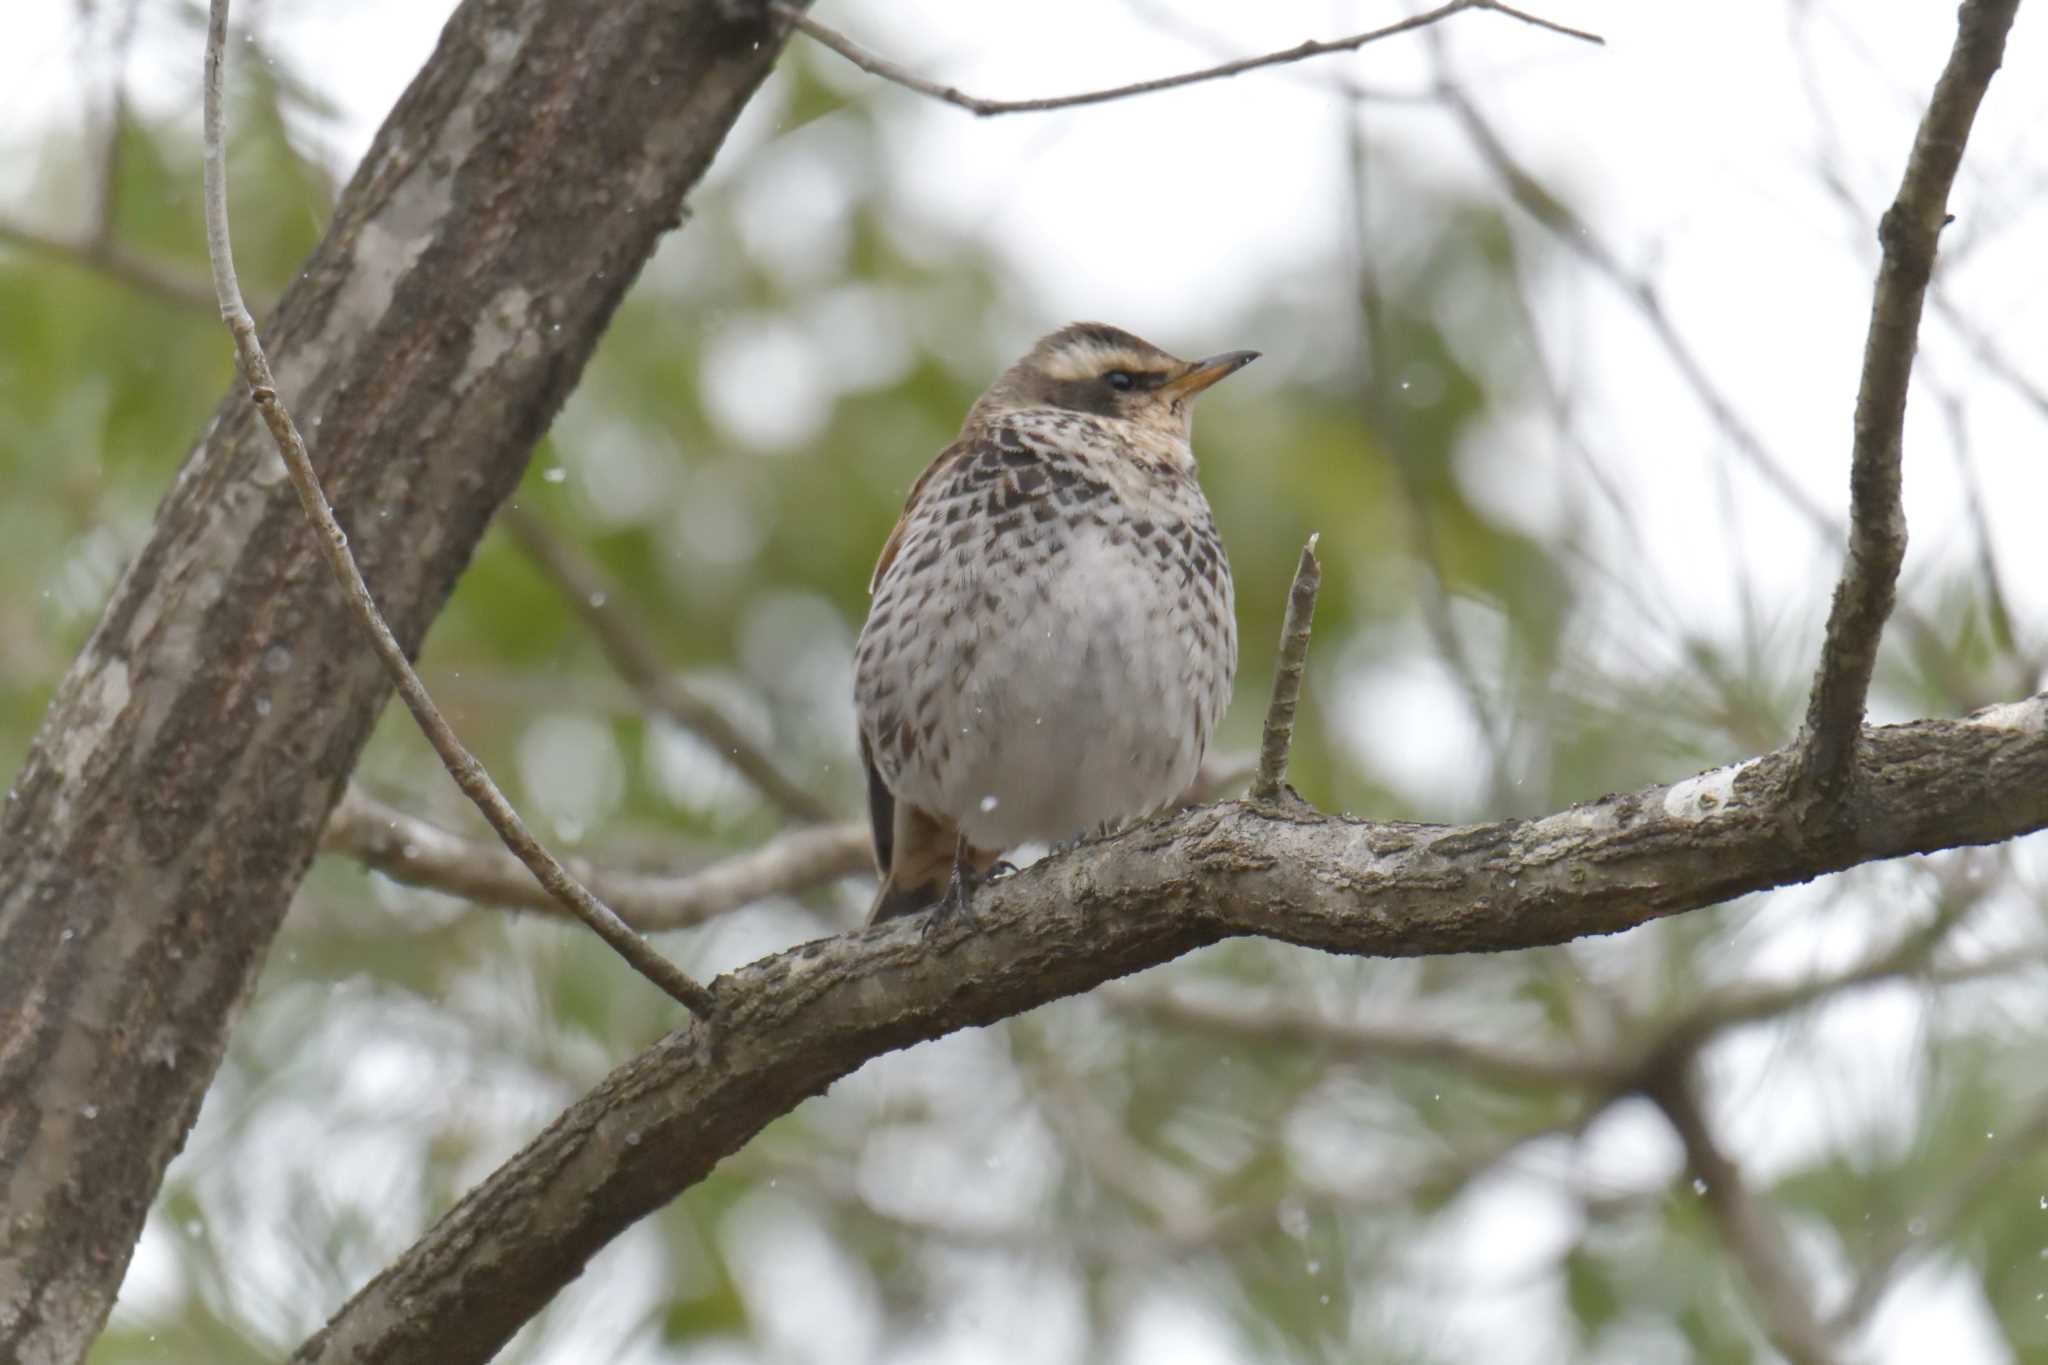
[296, 696, 2048, 1365]
[0, 1, 791, 1358]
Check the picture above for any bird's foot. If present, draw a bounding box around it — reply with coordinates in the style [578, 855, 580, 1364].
[1048, 820, 1122, 857]
[921, 838, 987, 939]
[920, 872, 979, 939]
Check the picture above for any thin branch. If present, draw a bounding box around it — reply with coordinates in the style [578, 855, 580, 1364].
[1647, 1068, 1840, 1365]
[1104, 984, 1615, 1089]
[202, 0, 716, 1019]
[1108, 926, 2045, 1099]
[323, 787, 870, 929]
[1794, 0, 2020, 803]
[769, 0, 1600, 120]
[1251, 534, 1322, 802]
[496, 504, 834, 823]
[1117, 0, 1443, 106]
[0, 218, 222, 312]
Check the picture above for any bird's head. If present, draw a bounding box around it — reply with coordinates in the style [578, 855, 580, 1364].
[973, 322, 1258, 438]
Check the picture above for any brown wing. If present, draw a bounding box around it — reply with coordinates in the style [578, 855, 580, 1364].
[867, 436, 978, 594]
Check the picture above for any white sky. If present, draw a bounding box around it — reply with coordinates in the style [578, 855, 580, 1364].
[6, 2, 2046, 1362]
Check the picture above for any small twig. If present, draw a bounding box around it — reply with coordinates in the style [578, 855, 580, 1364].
[497, 505, 833, 824]
[0, 218, 223, 312]
[202, 0, 717, 1020]
[769, 0, 1599, 120]
[323, 787, 869, 930]
[1647, 1068, 1840, 1365]
[1794, 0, 2020, 803]
[1251, 534, 1322, 802]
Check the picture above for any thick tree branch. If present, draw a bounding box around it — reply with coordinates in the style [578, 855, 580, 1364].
[295, 695, 2048, 1363]
[323, 787, 868, 929]
[496, 505, 834, 823]
[203, 0, 717, 1019]
[770, 0, 1599, 120]
[0, 2, 794, 1356]
[1795, 0, 2019, 803]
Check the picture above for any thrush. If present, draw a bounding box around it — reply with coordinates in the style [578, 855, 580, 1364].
[853, 322, 1255, 925]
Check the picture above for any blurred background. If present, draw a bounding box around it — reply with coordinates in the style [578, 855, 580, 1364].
[6, 1, 2048, 1361]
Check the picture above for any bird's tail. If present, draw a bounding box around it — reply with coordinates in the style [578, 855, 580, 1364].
[861, 732, 1000, 924]
[868, 803, 1000, 926]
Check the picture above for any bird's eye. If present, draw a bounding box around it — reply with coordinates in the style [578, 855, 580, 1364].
[1104, 370, 1135, 392]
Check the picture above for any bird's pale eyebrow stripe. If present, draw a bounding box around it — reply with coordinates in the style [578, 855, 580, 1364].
[1042, 344, 1161, 382]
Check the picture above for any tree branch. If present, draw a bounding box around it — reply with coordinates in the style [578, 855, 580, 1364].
[322, 787, 868, 929]
[1104, 983, 1612, 1090]
[0, 217, 223, 312]
[1795, 0, 2020, 803]
[1646, 1067, 1839, 1365]
[769, 0, 1600, 120]
[203, 0, 717, 1019]
[496, 504, 834, 823]
[294, 695, 2048, 1363]
[1251, 534, 1321, 801]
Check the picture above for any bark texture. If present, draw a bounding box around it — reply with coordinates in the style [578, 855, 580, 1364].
[295, 696, 2048, 1364]
[0, 1, 791, 1357]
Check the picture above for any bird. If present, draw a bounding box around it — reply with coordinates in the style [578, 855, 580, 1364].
[853, 321, 1256, 925]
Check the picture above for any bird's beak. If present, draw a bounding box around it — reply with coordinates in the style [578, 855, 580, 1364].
[1161, 349, 1260, 401]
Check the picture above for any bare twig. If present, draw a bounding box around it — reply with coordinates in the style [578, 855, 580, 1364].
[1251, 534, 1322, 801]
[323, 788, 868, 929]
[202, 0, 716, 1019]
[1117, 0, 1443, 105]
[497, 505, 833, 823]
[0, 218, 222, 312]
[770, 0, 1600, 120]
[1647, 1068, 1840, 1365]
[1795, 0, 2020, 803]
